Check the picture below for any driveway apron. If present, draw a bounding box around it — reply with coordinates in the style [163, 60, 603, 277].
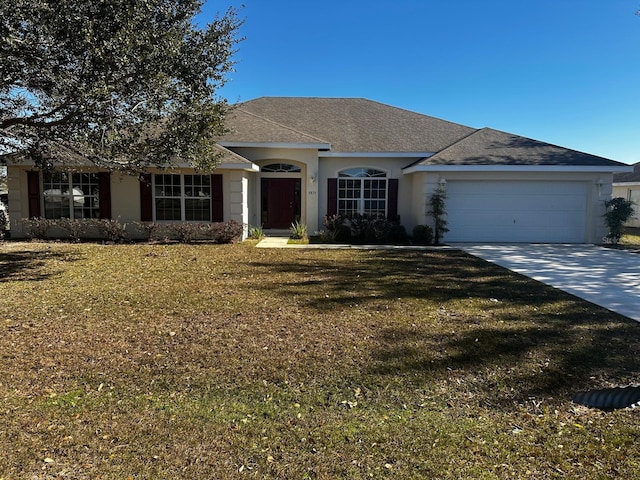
[456, 244, 640, 322]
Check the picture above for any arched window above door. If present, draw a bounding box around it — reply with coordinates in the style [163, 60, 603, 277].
[261, 163, 301, 173]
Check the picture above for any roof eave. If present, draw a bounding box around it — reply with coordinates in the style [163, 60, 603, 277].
[402, 164, 634, 174]
[319, 151, 435, 158]
[613, 181, 640, 186]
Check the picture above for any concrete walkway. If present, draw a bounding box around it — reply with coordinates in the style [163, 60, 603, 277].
[456, 244, 640, 322]
[256, 236, 448, 250]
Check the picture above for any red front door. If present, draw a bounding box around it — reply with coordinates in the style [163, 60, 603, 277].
[261, 178, 301, 229]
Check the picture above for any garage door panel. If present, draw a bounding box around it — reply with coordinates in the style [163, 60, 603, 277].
[451, 212, 581, 227]
[448, 194, 585, 212]
[445, 181, 587, 243]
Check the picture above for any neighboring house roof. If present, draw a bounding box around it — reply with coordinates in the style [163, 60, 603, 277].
[220, 97, 476, 153]
[408, 127, 624, 168]
[613, 161, 640, 183]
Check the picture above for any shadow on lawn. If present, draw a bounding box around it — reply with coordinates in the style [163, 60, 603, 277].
[251, 249, 567, 310]
[251, 249, 640, 406]
[0, 248, 78, 282]
[371, 312, 640, 406]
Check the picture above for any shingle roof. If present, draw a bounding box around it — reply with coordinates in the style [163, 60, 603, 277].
[213, 143, 256, 168]
[219, 97, 624, 168]
[613, 161, 640, 182]
[410, 128, 622, 167]
[221, 97, 476, 153]
[221, 108, 331, 146]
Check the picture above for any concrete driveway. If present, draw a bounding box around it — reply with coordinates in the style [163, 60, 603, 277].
[456, 244, 640, 322]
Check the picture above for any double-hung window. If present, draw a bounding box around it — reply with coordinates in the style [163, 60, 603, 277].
[154, 174, 211, 221]
[337, 168, 387, 217]
[43, 171, 100, 219]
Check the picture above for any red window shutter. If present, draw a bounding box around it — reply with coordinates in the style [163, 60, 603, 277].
[27, 171, 41, 218]
[387, 178, 399, 221]
[211, 174, 223, 222]
[98, 172, 112, 219]
[327, 178, 337, 216]
[139, 173, 153, 221]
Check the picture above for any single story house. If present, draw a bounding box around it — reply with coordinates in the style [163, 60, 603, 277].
[6, 97, 633, 243]
[612, 161, 640, 228]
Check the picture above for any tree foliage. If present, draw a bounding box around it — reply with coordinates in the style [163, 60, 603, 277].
[0, 0, 243, 172]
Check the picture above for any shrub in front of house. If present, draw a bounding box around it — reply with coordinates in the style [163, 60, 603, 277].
[412, 224, 433, 245]
[386, 224, 408, 244]
[205, 219, 243, 244]
[313, 229, 337, 243]
[289, 220, 308, 240]
[22, 217, 56, 240]
[604, 197, 635, 244]
[100, 218, 129, 243]
[321, 213, 407, 244]
[21, 218, 243, 244]
[0, 209, 8, 240]
[167, 222, 204, 243]
[247, 225, 264, 240]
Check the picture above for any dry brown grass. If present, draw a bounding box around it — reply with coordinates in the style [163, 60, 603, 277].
[1, 242, 639, 479]
[621, 227, 640, 249]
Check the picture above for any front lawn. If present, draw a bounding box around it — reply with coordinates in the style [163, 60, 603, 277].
[1, 242, 639, 479]
[621, 227, 640, 249]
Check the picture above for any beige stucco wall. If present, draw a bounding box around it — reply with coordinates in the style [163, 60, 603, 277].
[412, 170, 612, 243]
[110, 172, 140, 222]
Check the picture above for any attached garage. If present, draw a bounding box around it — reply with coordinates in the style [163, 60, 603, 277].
[444, 181, 588, 243]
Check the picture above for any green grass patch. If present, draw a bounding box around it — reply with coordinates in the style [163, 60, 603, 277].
[287, 238, 309, 245]
[1, 242, 639, 478]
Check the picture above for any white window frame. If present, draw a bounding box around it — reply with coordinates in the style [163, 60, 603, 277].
[337, 167, 388, 217]
[42, 171, 100, 219]
[153, 173, 212, 222]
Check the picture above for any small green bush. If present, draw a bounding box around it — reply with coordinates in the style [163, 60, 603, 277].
[334, 224, 352, 243]
[289, 220, 308, 240]
[604, 197, 635, 244]
[322, 213, 407, 244]
[314, 229, 337, 243]
[386, 224, 408, 244]
[412, 224, 433, 245]
[428, 186, 449, 245]
[0, 209, 7, 239]
[248, 225, 264, 240]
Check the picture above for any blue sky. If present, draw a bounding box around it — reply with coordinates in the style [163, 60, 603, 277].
[201, 1, 640, 165]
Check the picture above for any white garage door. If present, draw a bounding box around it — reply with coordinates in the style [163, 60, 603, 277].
[444, 181, 587, 243]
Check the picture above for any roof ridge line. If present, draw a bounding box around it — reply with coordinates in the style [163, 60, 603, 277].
[236, 108, 331, 146]
[431, 127, 484, 155]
